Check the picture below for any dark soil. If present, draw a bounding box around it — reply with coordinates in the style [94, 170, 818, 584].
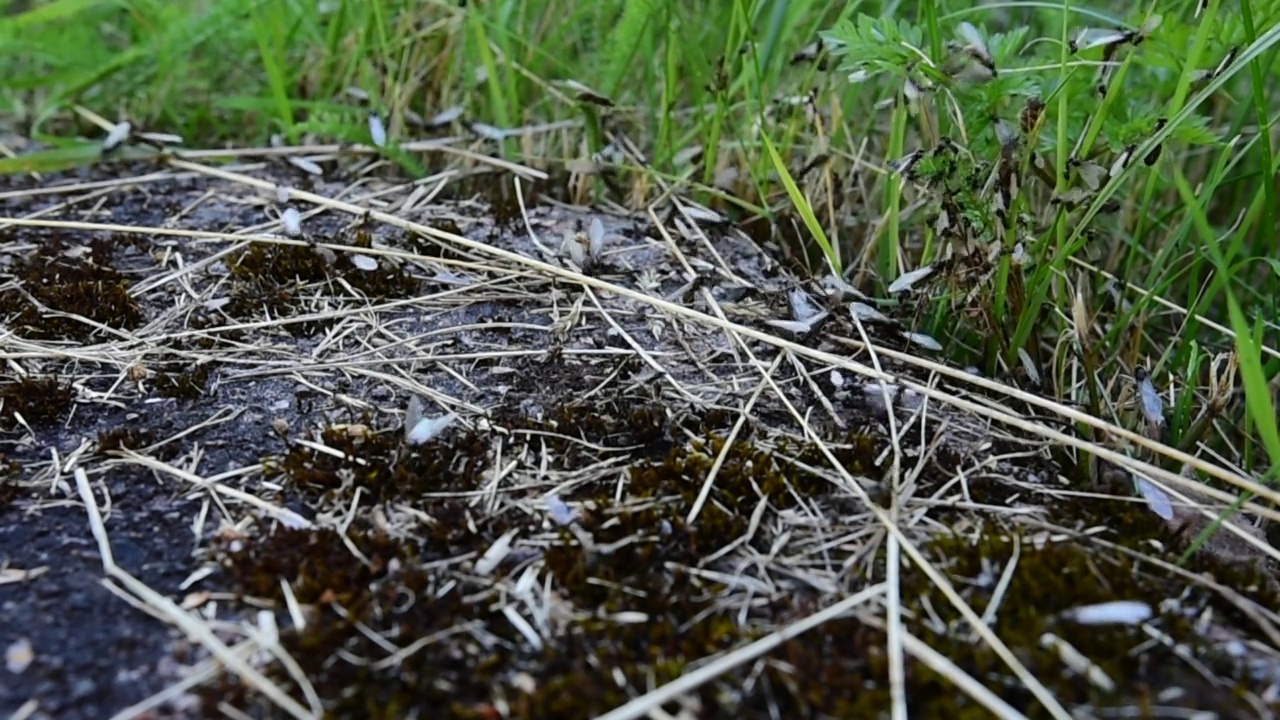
[0, 473, 196, 719]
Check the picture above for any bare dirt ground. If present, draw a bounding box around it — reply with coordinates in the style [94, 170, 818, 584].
[1, 155, 1279, 720]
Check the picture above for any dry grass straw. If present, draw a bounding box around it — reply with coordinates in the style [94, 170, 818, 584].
[73, 467, 319, 720]
[9, 162, 1278, 525]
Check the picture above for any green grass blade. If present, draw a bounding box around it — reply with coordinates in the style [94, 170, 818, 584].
[761, 129, 841, 277]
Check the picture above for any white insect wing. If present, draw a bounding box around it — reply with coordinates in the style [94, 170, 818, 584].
[256, 610, 280, 649]
[1062, 600, 1153, 626]
[428, 106, 464, 127]
[404, 396, 457, 446]
[368, 112, 387, 147]
[861, 382, 901, 410]
[561, 234, 586, 267]
[1011, 242, 1028, 266]
[470, 122, 508, 141]
[888, 265, 934, 294]
[681, 205, 726, 224]
[902, 331, 942, 351]
[137, 131, 184, 145]
[850, 302, 890, 323]
[103, 121, 132, 151]
[958, 21, 990, 61]
[609, 611, 649, 624]
[903, 77, 921, 102]
[281, 208, 302, 237]
[1054, 187, 1091, 206]
[560, 79, 613, 105]
[1213, 48, 1239, 78]
[287, 156, 324, 175]
[788, 288, 822, 322]
[1018, 347, 1041, 385]
[766, 311, 828, 335]
[1134, 474, 1174, 520]
[407, 414, 456, 446]
[1072, 28, 1128, 51]
[887, 151, 920, 174]
[793, 41, 821, 62]
[994, 118, 1016, 147]
[350, 254, 379, 271]
[545, 494, 576, 527]
[1109, 149, 1132, 178]
[672, 145, 704, 166]
[275, 510, 312, 530]
[406, 395, 424, 429]
[314, 245, 338, 266]
[1138, 372, 1165, 426]
[1077, 162, 1106, 191]
[820, 273, 865, 300]
[475, 529, 518, 576]
[847, 68, 871, 84]
[588, 218, 605, 259]
[6, 638, 34, 674]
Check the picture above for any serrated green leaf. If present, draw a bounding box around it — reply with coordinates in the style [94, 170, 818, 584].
[1170, 115, 1222, 145]
[821, 14, 923, 76]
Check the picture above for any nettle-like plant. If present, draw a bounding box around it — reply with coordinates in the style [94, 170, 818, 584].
[817, 11, 1232, 367]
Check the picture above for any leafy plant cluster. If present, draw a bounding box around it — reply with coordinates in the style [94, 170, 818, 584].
[815, 10, 1252, 360]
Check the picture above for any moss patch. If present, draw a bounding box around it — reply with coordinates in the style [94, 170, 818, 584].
[204, 397, 1277, 719]
[208, 406, 942, 719]
[0, 236, 145, 341]
[0, 375, 74, 430]
[152, 363, 212, 400]
[225, 232, 421, 336]
[0, 455, 20, 509]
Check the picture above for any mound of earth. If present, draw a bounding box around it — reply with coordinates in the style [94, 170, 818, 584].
[1, 159, 1277, 719]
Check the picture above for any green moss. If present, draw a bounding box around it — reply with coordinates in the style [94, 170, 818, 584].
[185, 307, 246, 348]
[877, 531, 1258, 718]
[0, 455, 20, 509]
[217, 403, 897, 718]
[215, 403, 748, 717]
[95, 427, 156, 453]
[152, 363, 211, 400]
[0, 376, 74, 429]
[271, 416, 491, 505]
[211, 399, 1273, 720]
[224, 238, 420, 335]
[0, 236, 145, 341]
[230, 243, 333, 286]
